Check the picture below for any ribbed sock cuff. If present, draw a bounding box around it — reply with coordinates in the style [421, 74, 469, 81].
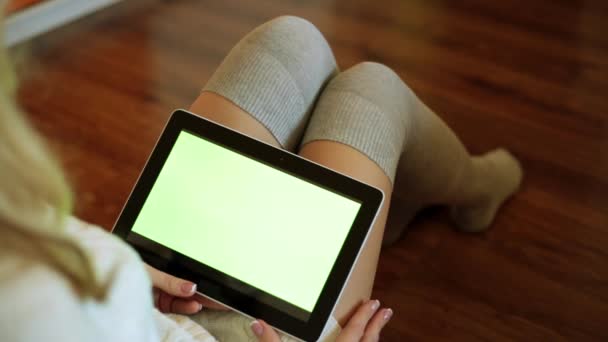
[301, 90, 405, 184]
[203, 45, 306, 150]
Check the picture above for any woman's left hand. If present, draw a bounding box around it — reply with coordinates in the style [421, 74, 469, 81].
[145, 264, 229, 314]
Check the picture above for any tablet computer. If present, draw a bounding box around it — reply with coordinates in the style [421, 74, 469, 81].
[113, 109, 384, 341]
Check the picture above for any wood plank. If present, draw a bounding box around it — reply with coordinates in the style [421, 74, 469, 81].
[15, 0, 608, 340]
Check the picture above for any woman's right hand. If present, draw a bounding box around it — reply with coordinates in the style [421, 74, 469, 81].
[250, 299, 392, 341]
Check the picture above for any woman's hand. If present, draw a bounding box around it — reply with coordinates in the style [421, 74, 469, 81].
[250, 299, 392, 341]
[145, 264, 229, 314]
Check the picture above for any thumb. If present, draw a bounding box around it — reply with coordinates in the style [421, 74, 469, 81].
[250, 320, 282, 342]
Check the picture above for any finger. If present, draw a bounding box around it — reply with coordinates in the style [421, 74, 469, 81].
[170, 298, 204, 315]
[361, 308, 393, 342]
[158, 291, 175, 313]
[153, 288, 161, 308]
[337, 299, 381, 341]
[145, 265, 196, 297]
[250, 319, 282, 342]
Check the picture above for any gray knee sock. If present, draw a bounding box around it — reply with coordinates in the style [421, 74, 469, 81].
[302, 62, 411, 183]
[203, 16, 338, 150]
[302, 62, 523, 244]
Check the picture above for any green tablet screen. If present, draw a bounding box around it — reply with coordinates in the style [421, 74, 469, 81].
[132, 131, 362, 312]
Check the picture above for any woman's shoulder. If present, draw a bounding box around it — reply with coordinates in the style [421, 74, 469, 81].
[0, 244, 90, 341]
[63, 216, 152, 301]
[64, 217, 141, 266]
[64, 216, 161, 340]
[0, 217, 160, 342]
[67, 217, 216, 342]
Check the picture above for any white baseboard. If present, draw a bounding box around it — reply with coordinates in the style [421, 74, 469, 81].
[5, 0, 122, 47]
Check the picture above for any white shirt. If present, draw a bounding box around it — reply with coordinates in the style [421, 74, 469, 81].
[0, 217, 340, 341]
[0, 217, 215, 342]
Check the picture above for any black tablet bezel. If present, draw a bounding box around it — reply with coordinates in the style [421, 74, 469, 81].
[112, 109, 383, 341]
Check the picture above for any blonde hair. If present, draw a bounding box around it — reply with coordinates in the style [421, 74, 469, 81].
[0, 19, 103, 299]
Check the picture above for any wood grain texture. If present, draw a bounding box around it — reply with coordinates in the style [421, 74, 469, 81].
[5, 0, 43, 14]
[15, 0, 608, 340]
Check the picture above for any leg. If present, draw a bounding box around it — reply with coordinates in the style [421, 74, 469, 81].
[187, 15, 343, 340]
[198, 16, 337, 151]
[300, 62, 522, 324]
[299, 142, 392, 326]
[190, 93, 279, 146]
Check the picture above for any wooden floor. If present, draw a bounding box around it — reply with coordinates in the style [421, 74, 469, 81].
[16, 0, 608, 340]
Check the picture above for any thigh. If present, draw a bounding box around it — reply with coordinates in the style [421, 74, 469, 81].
[299, 141, 392, 326]
[190, 92, 280, 147]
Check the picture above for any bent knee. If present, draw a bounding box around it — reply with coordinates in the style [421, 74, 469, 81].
[327, 61, 409, 95]
[302, 61, 419, 183]
[264, 15, 319, 37]
[326, 61, 420, 126]
[246, 16, 337, 77]
[250, 16, 332, 57]
[352, 61, 400, 79]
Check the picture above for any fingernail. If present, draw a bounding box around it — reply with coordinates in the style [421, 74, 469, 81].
[181, 282, 196, 294]
[383, 308, 393, 321]
[371, 299, 380, 311]
[250, 320, 263, 336]
[198, 303, 203, 311]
